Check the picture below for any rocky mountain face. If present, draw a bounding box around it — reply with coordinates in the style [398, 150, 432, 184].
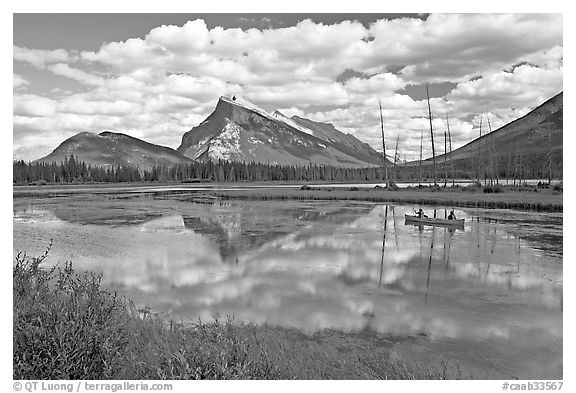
[418, 92, 563, 165]
[177, 96, 386, 168]
[36, 131, 192, 171]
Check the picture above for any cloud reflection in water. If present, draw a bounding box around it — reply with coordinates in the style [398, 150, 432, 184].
[13, 197, 562, 377]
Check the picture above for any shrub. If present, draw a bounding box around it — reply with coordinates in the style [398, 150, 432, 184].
[483, 184, 503, 193]
[461, 182, 482, 192]
[552, 182, 563, 193]
[13, 248, 129, 379]
[386, 182, 399, 191]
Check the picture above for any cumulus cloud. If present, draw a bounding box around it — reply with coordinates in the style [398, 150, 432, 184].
[363, 13, 562, 82]
[13, 14, 563, 161]
[48, 63, 106, 86]
[13, 94, 56, 117]
[14, 46, 75, 68]
[344, 73, 407, 98]
[13, 73, 29, 89]
[246, 81, 349, 107]
[448, 64, 563, 113]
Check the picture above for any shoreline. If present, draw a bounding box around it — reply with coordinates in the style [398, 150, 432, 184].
[13, 182, 562, 212]
[211, 187, 563, 212]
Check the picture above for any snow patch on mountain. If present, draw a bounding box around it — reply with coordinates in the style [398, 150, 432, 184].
[220, 96, 276, 122]
[248, 136, 264, 145]
[196, 136, 211, 147]
[208, 121, 242, 161]
[221, 95, 316, 137]
[271, 111, 315, 137]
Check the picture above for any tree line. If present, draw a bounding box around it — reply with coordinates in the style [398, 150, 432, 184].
[13, 155, 144, 184]
[13, 154, 396, 184]
[13, 151, 561, 185]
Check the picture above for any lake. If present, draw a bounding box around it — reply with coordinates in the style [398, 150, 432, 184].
[13, 188, 562, 379]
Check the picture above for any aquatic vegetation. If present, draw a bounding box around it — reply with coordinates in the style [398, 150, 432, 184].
[213, 187, 562, 212]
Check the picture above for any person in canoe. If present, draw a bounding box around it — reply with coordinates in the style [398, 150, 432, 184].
[447, 210, 457, 220]
[416, 208, 428, 218]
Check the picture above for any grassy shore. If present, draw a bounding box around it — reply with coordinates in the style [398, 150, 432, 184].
[211, 185, 563, 212]
[14, 250, 467, 380]
[13, 181, 562, 212]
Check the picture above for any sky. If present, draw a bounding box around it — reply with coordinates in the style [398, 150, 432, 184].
[13, 13, 563, 162]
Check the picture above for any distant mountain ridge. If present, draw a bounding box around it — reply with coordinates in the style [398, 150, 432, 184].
[35, 92, 561, 174]
[413, 92, 563, 166]
[177, 96, 386, 168]
[35, 131, 192, 171]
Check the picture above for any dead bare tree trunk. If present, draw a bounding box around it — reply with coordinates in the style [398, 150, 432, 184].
[426, 85, 437, 186]
[378, 99, 388, 186]
[477, 115, 483, 184]
[513, 134, 520, 186]
[394, 134, 400, 182]
[547, 127, 552, 184]
[419, 129, 423, 186]
[444, 130, 448, 187]
[446, 114, 455, 186]
[487, 115, 497, 185]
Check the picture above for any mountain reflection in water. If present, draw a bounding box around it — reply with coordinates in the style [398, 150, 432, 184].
[13, 193, 562, 378]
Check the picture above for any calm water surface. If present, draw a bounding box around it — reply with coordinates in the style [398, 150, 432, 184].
[13, 190, 562, 379]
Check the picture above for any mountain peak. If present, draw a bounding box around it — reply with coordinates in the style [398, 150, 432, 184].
[219, 95, 276, 120]
[99, 130, 118, 136]
[98, 131, 140, 141]
[36, 131, 191, 170]
[178, 96, 386, 167]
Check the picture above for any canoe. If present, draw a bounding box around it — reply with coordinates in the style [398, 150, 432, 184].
[404, 214, 465, 227]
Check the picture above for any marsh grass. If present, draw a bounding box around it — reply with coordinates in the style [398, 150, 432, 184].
[14, 250, 468, 380]
[213, 186, 562, 212]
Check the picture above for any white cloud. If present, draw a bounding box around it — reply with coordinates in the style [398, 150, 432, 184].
[13, 74, 29, 89]
[13, 94, 56, 117]
[344, 73, 406, 97]
[363, 14, 563, 82]
[48, 63, 106, 86]
[448, 64, 563, 113]
[59, 98, 137, 116]
[246, 81, 349, 107]
[163, 74, 241, 101]
[14, 46, 74, 68]
[147, 19, 212, 53]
